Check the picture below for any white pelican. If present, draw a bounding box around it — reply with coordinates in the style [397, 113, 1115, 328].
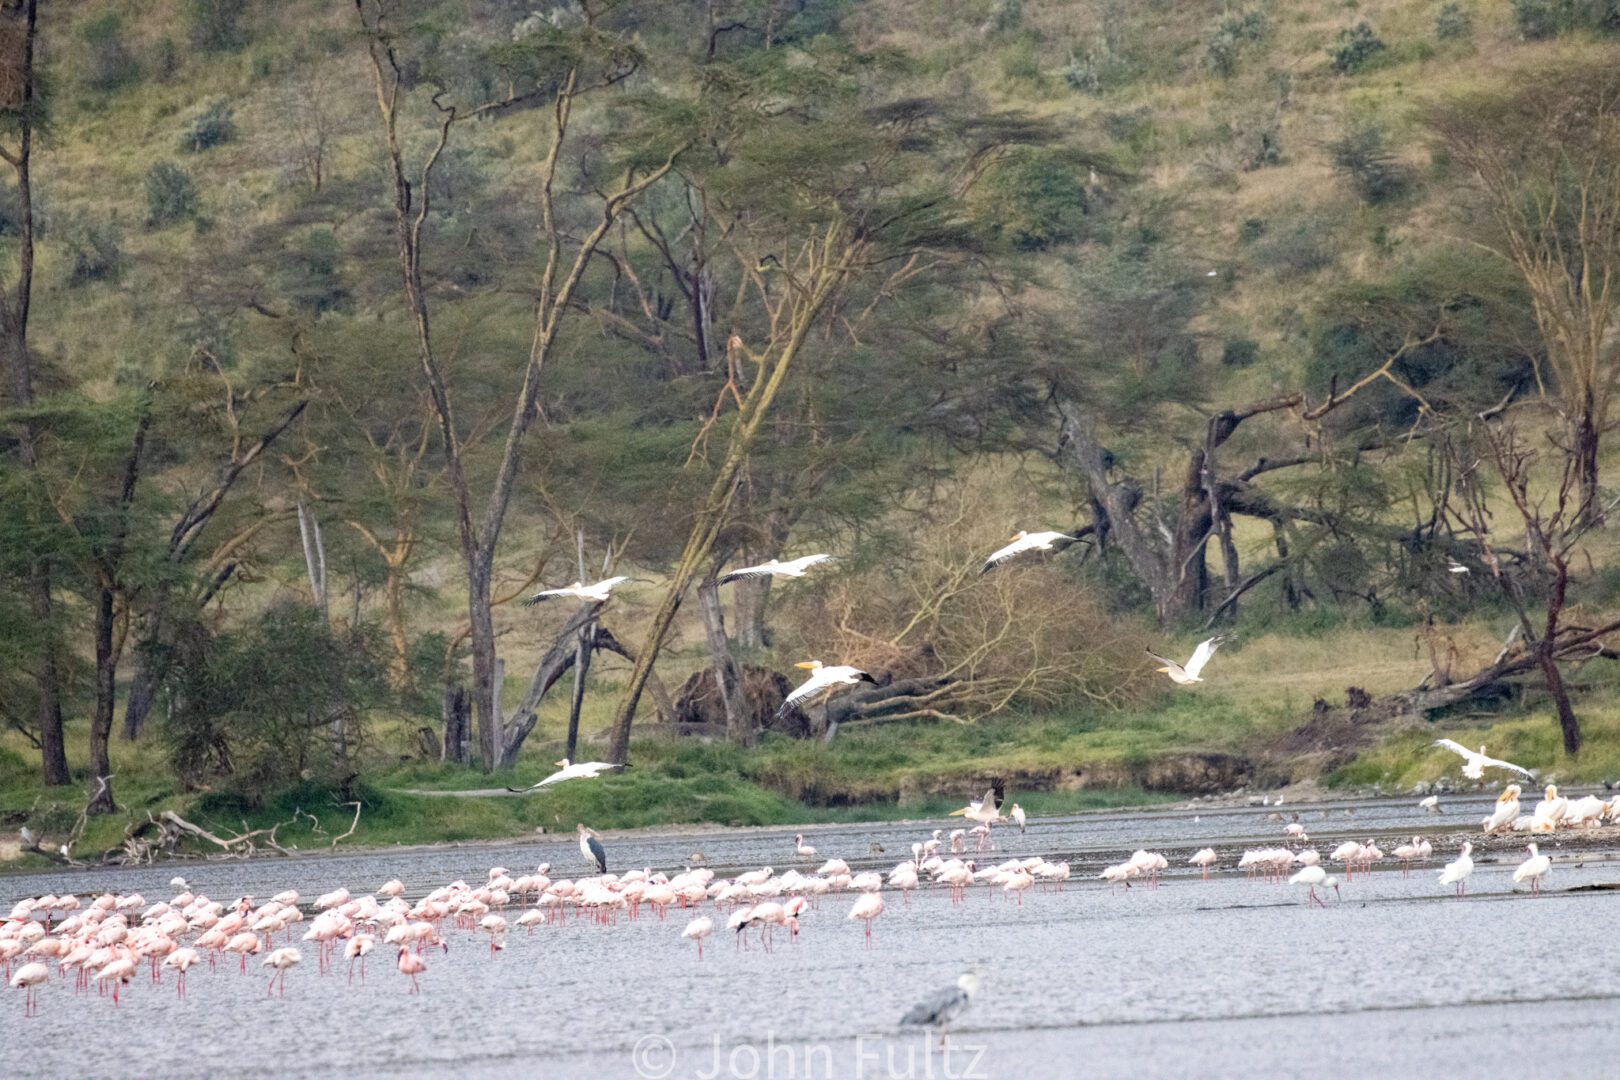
[509, 758, 624, 792]
[1532, 785, 1569, 830]
[1430, 739, 1534, 780]
[1510, 843, 1552, 895]
[1438, 842, 1474, 899]
[1483, 786, 1516, 835]
[777, 660, 877, 717]
[948, 788, 1003, 826]
[900, 969, 983, 1047]
[1288, 865, 1338, 908]
[1419, 794, 1441, 813]
[1566, 794, 1606, 828]
[980, 530, 1085, 574]
[577, 824, 607, 874]
[718, 554, 834, 585]
[522, 576, 642, 606]
[1146, 636, 1226, 686]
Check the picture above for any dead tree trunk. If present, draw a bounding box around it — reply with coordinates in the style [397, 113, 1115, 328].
[697, 569, 751, 745]
[442, 685, 470, 764]
[565, 529, 593, 762]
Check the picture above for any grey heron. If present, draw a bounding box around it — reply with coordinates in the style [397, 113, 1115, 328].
[577, 823, 607, 874]
[900, 969, 983, 1046]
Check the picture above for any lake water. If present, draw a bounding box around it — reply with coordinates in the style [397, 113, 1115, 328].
[5, 793, 1619, 1079]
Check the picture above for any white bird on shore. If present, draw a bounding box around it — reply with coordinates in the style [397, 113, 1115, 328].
[777, 660, 877, 717]
[1146, 636, 1226, 686]
[1438, 842, 1474, 899]
[980, 530, 1085, 574]
[1430, 739, 1534, 780]
[1513, 844, 1552, 894]
[718, 554, 834, 585]
[523, 576, 642, 606]
[682, 916, 713, 959]
[1481, 784, 1521, 833]
[1533, 785, 1569, 830]
[510, 758, 624, 792]
[1419, 794, 1441, 813]
[1010, 804, 1026, 833]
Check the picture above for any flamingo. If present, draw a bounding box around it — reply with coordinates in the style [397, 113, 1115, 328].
[682, 916, 713, 959]
[1188, 848, 1218, 879]
[345, 935, 375, 984]
[162, 948, 199, 998]
[848, 893, 884, 948]
[10, 961, 48, 1016]
[794, 834, 817, 859]
[1288, 866, 1338, 908]
[396, 947, 426, 994]
[1513, 844, 1552, 895]
[1392, 837, 1422, 876]
[1438, 842, 1475, 899]
[262, 947, 301, 997]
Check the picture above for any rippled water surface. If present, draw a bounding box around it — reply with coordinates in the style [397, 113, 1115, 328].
[5, 794, 1620, 1079]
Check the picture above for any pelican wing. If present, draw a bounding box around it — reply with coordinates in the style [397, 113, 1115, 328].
[1476, 753, 1535, 778]
[1183, 636, 1224, 679]
[777, 672, 830, 716]
[718, 564, 774, 585]
[1145, 650, 1188, 678]
[521, 588, 572, 607]
[783, 553, 834, 573]
[1431, 738, 1474, 761]
[979, 539, 1029, 575]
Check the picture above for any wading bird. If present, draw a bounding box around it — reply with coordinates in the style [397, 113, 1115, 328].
[794, 834, 817, 859]
[10, 962, 48, 1016]
[900, 969, 983, 1047]
[1438, 842, 1475, 899]
[777, 661, 877, 717]
[848, 892, 884, 947]
[1009, 804, 1026, 833]
[577, 824, 607, 874]
[718, 554, 834, 585]
[682, 917, 712, 960]
[1419, 794, 1441, 813]
[522, 576, 643, 606]
[980, 530, 1085, 574]
[1146, 636, 1226, 686]
[1430, 739, 1534, 780]
[1289, 865, 1338, 908]
[1513, 844, 1551, 895]
[509, 758, 625, 792]
[1189, 848, 1218, 879]
[262, 947, 300, 997]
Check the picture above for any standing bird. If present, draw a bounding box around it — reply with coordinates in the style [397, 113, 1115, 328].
[1430, 739, 1534, 780]
[1533, 785, 1569, 830]
[848, 892, 885, 948]
[718, 554, 834, 585]
[396, 947, 426, 994]
[509, 758, 625, 792]
[1513, 844, 1552, 895]
[11, 961, 48, 1016]
[980, 530, 1085, 574]
[262, 947, 301, 997]
[1482, 785, 1522, 834]
[777, 661, 877, 718]
[578, 824, 608, 874]
[1419, 794, 1441, 813]
[793, 834, 817, 859]
[1288, 866, 1338, 908]
[682, 916, 713, 960]
[1438, 842, 1475, 899]
[900, 970, 983, 1047]
[1188, 848, 1218, 879]
[522, 576, 643, 606]
[1146, 636, 1226, 686]
[1009, 804, 1026, 833]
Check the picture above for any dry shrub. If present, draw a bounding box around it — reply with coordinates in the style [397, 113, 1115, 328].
[776, 473, 1156, 719]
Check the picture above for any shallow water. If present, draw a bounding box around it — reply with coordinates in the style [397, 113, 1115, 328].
[4, 794, 1618, 1079]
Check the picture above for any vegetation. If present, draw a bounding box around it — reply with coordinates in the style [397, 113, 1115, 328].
[4, 1, 1620, 861]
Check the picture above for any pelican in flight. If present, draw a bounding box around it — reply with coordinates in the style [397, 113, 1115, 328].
[1430, 739, 1534, 780]
[577, 824, 607, 874]
[777, 660, 877, 717]
[1146, 636, 1226, 686]
[508, 758, 624, 792]
[718, 554, 834, 585]
[980, 530, 1085, 574]
[949, 788, 1003, 826]
[900, 969, 983, 1046]
[523, 576, 642, 606]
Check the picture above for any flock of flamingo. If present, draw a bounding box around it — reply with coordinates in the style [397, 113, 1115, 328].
[2, 764, 1607, 1017]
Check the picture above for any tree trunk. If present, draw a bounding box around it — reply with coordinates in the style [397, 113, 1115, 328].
[442, 684, 470, 764]
[565, 528, 592, 761]
[1575, 407, 1603, 529]
[1538, 643, 1582, 755]
[496, 600, 606, 769]
[731, 575, 771, 650]
[31, 567, 69, 786]
[697, 574, 751, 745]
[88, 585, 118, 814]
[466, 561, 500, 772]
[296, 498, 330, 626]
[383, 559, 409, 686]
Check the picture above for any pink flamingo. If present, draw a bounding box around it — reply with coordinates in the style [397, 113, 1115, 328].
[682, 916, 713, 959]
[262, 947, 301, 997]
[848, 893, 884, 948]
[163, 948, 199, 998]
[397, 947, 426, 994]
[11, 961, 48, 1016]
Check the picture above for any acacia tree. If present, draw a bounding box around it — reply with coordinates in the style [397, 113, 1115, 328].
[358, 1, 689, 771]
[1429, 63, 1620, 526]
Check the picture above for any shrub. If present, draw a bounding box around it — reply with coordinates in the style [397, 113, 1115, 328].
[1513, 0, 1561, 38]
[58, 211, 123, 285]
[1435, 3, 1474, 40]
[1329, 22, 1386, 74]
[1222, 338, 1260, 368]
[1511, 0, 1620, 38]
[179, 101, 237, 153]
[975, 149, 1089, 251]
[185, 0, 248, 53]
[1328, 126, 1413, 205]
[1063, 40, 1121, 95]
[145, 162, 199, 228]
[1205, 10, 1271, 77]
[983, 0, 1022, 35]
[1239, 217, 1267, 243]
[80, 13, 139, 91]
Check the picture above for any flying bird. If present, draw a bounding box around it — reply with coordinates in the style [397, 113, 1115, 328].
[980, 530, 1085, 574]
[577, 823, 607, 874]
[1448, 559, 1470, 574]
[718, 554, 834, 586]
[777, 660, 877, 717]
[1430, 739, 1534, 780]
[1146, 636, 1226, 686]
[900, 969, 983, 1046]
[522, 576, 643, 606]
[508, 758, 625, 792]
[949, 788, 1003, 826]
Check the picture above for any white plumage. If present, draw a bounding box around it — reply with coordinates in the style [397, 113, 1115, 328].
[718, 554, 834, 585]
[1430, 738, 1534, 780]
[1146, 636, 1226, 685]
[777, 660, 877, 717]
[523, 576, 639, 606]
[980, 530, 1084, 574]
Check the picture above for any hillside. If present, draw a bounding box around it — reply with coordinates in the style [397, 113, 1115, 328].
[4, 0, 1620, 861]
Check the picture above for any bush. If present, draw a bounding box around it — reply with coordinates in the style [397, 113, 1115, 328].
[1239, 217, 1267, 243]
[1205, 10, 1271, 77]
[1063, 40, 1121, 95]
[975, 149, 1089, 251]
[1513, 0, 1562, 38]
[58, 211, 123, 286]
[185, 0, 248, 53]
[1329, 22, 1386, 74]
[80, 13, 139, 91]
[982, 0, 1022, 35]
[1222, 338, 1260, 368]
[179, 101, 237, 153]
[1512, 0, 1620, 38]
[145, 162, 199, 228]
[1435, 3, 1474, 40]
[1328, 126, 1413, 205]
